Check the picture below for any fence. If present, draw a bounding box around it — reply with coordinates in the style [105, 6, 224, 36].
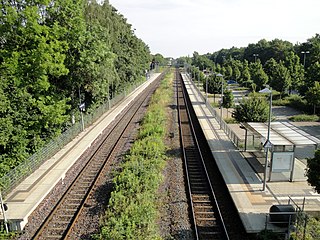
[263, 196, 309, 240]
[0, 73, 154, 197]
[185, 73, 246, 151]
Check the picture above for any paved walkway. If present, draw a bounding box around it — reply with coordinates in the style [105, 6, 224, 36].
[182, 73, 320, 233]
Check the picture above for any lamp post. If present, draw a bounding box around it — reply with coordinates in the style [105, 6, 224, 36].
[259, 87, 272, 191]
[253, 53, 259, 62]
[301, 51, 310, 67]
[205, 69, 209, 103]
[216, 73, 224, 129]
[196, 67, 200, 88]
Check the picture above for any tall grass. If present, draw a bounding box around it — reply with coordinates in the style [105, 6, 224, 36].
[96, 70, 173, 240]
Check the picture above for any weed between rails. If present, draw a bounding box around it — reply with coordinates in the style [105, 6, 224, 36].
[97, 70, 174, 240]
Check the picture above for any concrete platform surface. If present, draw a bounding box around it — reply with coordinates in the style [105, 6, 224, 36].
[181, 73, 320, 233]
[1, 73, 161, 231]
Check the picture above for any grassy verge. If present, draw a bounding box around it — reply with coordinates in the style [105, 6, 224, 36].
[289, 114, 320, 122]
[95, 70, 173, 240]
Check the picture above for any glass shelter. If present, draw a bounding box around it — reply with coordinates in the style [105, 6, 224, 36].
[241, 121, 320, 182]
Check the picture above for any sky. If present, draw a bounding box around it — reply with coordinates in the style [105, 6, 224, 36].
[108, 0, 320, 58]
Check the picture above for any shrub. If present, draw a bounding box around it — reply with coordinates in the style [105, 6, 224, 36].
[224, 118, 238, 124]
[232, 94, 269, 122]
[273, 94, 311, 112]
[289, 114, 319, 122]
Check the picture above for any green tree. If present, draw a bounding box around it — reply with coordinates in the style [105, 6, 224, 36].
[264, 58, 278, 78]
[216, 63, 222, 73]
[249, 60, 269, 90]
[222, 89, 234, 118]
[232, 94, 269, 122]
[284, 51, 304, 93]
[233, 64, 241, 81]
[224, 65, 233, 80]
[206, 74, 222, 103]
[306, 149, 320, 193]
[244, 38, 293, 64]
[240, 60, 252, 87]
[0, 0, 152, 177]
[266, 60, 291, 98]
[305, 62, 320, 92]
[0, 0, 70, 171]
[192, 51, 214, 70]
[305, 81, 320, 114]
[301, 34, 320, 68]
[152, 53, 166, 66]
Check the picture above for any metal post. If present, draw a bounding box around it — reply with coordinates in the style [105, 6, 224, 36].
[267, 90, 272, 141]
[263, 149, 269, 191]
[263, 89, 272, 191]
[198, 69, 200, 89]
[206, 76, 208, 103]
[107, 78, 111, 110]
[301, 51, 309, 68]
[290, 145, 296, 182]
[216, 73, 224, 129]
[268, 152, 273, 181]
[79, 87, 84, 131]
[244, 128, 247, 151]
[220, 77, 223, 129]
[264, 214, 268, 231]
[287, 215, 292, 239]
[0, 190, 9, 233]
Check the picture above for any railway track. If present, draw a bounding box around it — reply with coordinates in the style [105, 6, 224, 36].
[176, 69, 229, 240]
[32, 73, 164, 240]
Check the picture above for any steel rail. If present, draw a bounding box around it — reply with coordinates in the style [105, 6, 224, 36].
[32, 74, 163, 240]
[176, 69, 229, 240]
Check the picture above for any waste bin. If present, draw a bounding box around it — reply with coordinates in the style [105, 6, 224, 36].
[269, 204, 296, 227]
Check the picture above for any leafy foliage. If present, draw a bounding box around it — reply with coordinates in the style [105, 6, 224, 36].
[288, 114, 320, 122]
[0, 0, 151, 179]
[97, 71, 173, 240]
[265, 59, 291, 97]
[306, 149, 320, 193]
[190, 35, 320, 116]
[222, 89, 234, 109]
[249, 60, 269, 90]
[291, 215, 320, 240]
[305, 81, 320, 114]
[232, 94, 269, 122]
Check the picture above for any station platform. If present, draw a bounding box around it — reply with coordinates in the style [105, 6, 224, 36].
[181, 73, 320, 233]
[1, 73, 161, 231]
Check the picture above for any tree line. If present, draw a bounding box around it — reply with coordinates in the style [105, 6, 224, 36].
[0, 0, 152, 176]
[178, 35, 320, 114]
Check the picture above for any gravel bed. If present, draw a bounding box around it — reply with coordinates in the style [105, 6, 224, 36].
[157, 82, 193, 239]
[67, 102, 145, 239]
[14, 78, 193, 240]
[14, 121, 115, 240]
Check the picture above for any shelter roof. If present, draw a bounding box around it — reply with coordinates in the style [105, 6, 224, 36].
[243, 122, 320, 147]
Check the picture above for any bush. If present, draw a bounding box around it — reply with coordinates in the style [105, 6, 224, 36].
[272, 98, 290, 106]
[232, 94, 269, 122]
[291, 215, 320, 240]
[273, 94, 312, 112]
[289, 114, 320, 122]
[224, 117, 238, 124]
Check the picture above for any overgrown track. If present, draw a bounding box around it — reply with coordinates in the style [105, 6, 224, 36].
[32, 74, 164, 240]
[176, 70, 229, 240]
